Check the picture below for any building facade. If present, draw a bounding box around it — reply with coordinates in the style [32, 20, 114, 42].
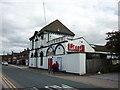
[2, 48, 29, 65]
[29, 20, 96, 75]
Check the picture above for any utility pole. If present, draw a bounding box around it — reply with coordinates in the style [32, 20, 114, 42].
[43, 2, 46, 25]
[3, 51, 5, 55]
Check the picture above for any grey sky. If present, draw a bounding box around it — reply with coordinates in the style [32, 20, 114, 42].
[0, 0, 118, 55]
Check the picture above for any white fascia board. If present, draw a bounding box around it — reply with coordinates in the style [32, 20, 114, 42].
[94, 51, 111, 54]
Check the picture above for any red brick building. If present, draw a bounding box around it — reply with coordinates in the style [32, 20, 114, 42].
[2, 48, 29, 65]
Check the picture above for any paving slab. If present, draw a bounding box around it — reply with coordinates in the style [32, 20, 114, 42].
[89, 73, 119, 82]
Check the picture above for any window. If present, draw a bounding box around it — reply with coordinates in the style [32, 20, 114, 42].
[86, 53, 100, 59]
[40, 51, 44, 66]
[31, 53, 33, 58]
[32, 40, 34, 49]
[34, 51, 38, 57]
[35, 38, 38, 42]
[41, 35, 44, 39]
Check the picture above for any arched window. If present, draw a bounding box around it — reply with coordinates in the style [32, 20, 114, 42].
[34, 51, 38, 57]
[31, 53, 33, 58]
[46, 46, 55, 56]
[55, 44, 65, 55]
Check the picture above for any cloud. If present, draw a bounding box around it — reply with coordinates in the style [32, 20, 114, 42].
[1, 0, 118, 54]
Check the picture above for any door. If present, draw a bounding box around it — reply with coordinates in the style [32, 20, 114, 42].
[57, 57, 62, 71]
[48, 58, 52, 70]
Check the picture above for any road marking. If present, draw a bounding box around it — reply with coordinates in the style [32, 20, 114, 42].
[0, 74, 13, 89]
[3, 75, 17, 89]
[50, 85, 62, 88]
[0, 73, 18, 90]
[61, 84, 74, 88]
[45, 84, 78, 90]
[33, 87, 39, 90]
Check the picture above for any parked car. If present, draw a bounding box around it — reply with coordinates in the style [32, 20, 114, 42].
[2, 62, 8, 66]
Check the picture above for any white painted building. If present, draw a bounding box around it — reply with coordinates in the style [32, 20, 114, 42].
[29, 20, 95, 75]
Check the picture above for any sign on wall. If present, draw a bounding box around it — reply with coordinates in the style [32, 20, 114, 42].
[68, 43, 85, 52]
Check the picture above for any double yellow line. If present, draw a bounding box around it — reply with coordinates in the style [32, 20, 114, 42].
[0, 73, 18, 90]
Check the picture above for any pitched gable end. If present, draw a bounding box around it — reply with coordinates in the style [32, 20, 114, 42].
[39, 19, 75, 36]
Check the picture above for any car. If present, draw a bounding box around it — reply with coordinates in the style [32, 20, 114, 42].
[3, 62, 8, 66]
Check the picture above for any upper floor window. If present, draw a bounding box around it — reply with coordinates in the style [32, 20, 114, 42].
[34, 51, 38, 57]
[31, 53, 33, 58]
[41, 35, 44, 40]
[35, 38, 38, 42]
[32, 40, 34, 49]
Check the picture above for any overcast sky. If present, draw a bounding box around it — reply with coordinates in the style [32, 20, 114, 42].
[0, 0, 118, 55]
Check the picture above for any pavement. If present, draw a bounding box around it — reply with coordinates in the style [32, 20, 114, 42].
[9, 64, 120, 89]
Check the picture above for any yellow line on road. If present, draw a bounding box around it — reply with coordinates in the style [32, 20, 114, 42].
[0, 73, 18, 90]
[0, 74, 13, 89]
[2, 74, 17, 89]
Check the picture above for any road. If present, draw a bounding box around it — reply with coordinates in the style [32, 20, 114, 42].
[2, 65, 107, 90]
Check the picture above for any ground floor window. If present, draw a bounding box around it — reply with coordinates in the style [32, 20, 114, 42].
[40, 51, 44, 66]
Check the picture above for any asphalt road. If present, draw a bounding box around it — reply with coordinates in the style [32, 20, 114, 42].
[2, 65, 108, 90]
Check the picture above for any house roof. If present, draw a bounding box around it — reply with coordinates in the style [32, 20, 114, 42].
[29, 31, 38, 40]
[29, 19, 75, 40]
[39, 19, 75, 36]
[91, 44, 110, 52]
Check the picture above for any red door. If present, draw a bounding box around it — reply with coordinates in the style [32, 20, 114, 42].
[48, 59, 52, 70]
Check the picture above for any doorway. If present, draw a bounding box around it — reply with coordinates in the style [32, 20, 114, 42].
[48, 58, 52, 70]
[57, 57, 62, 71]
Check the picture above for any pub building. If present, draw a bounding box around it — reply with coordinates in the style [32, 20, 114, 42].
[29, 20, 115, 75]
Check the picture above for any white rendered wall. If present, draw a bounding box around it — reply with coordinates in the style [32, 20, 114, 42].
[33, 57, 37, 68]
[29, 58, 36, 68]
[66, 38, 95, 52]
[29, 51, 32, 67]
[53, 53, 86, 75]
[79, 53, 86, 75]
[36, 33, 49, 48]
[49, 33, 64, 41]
[55, 45, 65, 55]
[37, 57, 48, 69]
[29, 58, 32, 67]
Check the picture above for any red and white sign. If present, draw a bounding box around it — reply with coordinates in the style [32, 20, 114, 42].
[68, 43, 85, 52]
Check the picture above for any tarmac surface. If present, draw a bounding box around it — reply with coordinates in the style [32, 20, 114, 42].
[6, 64, 120, 89]
[2, 65, 99, 89]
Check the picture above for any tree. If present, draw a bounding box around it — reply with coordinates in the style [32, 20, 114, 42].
[106, 31, 120, 56]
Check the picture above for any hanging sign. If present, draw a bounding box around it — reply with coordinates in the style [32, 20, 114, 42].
[68, 43, 85, 52]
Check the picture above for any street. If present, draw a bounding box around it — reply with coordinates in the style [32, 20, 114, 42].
[2, 65, 107, 90]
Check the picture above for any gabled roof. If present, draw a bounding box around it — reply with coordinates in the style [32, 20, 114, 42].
[39, 19, 75, 36]
[29, 19, 75, 40]
[29, 31, 38, 40]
